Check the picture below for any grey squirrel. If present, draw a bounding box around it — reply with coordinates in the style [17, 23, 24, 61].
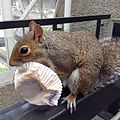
[98, 40, 120, 87]
[9, 21, 120, 113]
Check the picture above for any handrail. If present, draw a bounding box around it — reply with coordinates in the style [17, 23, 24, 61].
[0, 14, 111, 39]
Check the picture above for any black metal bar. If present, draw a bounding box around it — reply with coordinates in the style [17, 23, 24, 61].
[112, 23, 120, 38]
[53, 24, 57, 30]
[23, 27, 25, 35]
[0, 14, 111, 29]
[95, 19, 101, 39]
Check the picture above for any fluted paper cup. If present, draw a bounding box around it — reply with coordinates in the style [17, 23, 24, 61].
[14, 62, 62, 106]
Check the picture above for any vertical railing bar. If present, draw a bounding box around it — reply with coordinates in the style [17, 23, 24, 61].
[23, 27, 25, 35]
[95, 19, 101, 39]
[53, 24, 57, 30]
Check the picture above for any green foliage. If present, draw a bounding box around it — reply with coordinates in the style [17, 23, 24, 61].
[0, 66, 8, 73]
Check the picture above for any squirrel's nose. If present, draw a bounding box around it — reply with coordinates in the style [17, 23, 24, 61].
[9, 60, 15, 66]
[9, 58, 23, 67]
[9, 57, 17, 66]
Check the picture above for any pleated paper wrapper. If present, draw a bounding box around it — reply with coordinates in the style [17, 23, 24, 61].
[14, 62, 63, 106]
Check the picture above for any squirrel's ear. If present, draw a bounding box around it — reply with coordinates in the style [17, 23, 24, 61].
[33, 25, 43, 43]
[29, 21, 37, 31]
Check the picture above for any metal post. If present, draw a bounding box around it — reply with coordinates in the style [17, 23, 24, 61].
[95, 19, 101, 39]
[53, 24, 57, 30]
[64, 0, 72, 32]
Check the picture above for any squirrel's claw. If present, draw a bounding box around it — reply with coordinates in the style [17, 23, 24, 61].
[61, 93, 77, 114]
[67, 98, 76, 114]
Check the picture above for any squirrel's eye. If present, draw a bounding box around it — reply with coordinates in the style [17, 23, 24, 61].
[19, 45, 30, 56]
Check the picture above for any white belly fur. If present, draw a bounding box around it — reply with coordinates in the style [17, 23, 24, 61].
[67, 68, 80, 95]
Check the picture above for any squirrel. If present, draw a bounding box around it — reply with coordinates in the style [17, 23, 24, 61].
[97, 40, 120, 88]
[9, 21, 104, 113]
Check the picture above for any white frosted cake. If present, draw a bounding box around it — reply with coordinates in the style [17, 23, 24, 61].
[14, 62, 63, 106]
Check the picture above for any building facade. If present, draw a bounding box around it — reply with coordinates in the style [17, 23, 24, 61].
[56, 0, 120, 39]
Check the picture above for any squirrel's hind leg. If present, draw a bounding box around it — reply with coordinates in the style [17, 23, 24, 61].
[61, 66, 97, 113]
[61, 93, 77, 114]
[61, 68, 80, 113]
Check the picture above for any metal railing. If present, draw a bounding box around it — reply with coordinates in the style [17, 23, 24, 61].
[0, 14, 111, 39]
[0, 14, 111, 70]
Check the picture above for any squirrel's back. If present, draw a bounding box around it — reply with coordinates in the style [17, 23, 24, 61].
[44, 31, 103, 80]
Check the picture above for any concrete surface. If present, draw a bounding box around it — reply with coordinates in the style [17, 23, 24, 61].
[0, 84, 21, 109]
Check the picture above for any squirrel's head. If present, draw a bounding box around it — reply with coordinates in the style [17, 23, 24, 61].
[9, 21, 48, 66]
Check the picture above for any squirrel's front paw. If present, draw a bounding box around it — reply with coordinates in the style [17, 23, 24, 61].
[61, 93, 76, 114]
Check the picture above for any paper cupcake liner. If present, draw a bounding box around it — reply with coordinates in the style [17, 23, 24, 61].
[14, 62, 63, 106]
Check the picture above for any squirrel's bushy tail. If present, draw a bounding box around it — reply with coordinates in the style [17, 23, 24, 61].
[94, 37, 120, 90]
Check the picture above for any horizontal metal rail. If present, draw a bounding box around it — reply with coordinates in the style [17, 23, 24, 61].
[0, 14, 111, 29]
[0, 14, 111, 39]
